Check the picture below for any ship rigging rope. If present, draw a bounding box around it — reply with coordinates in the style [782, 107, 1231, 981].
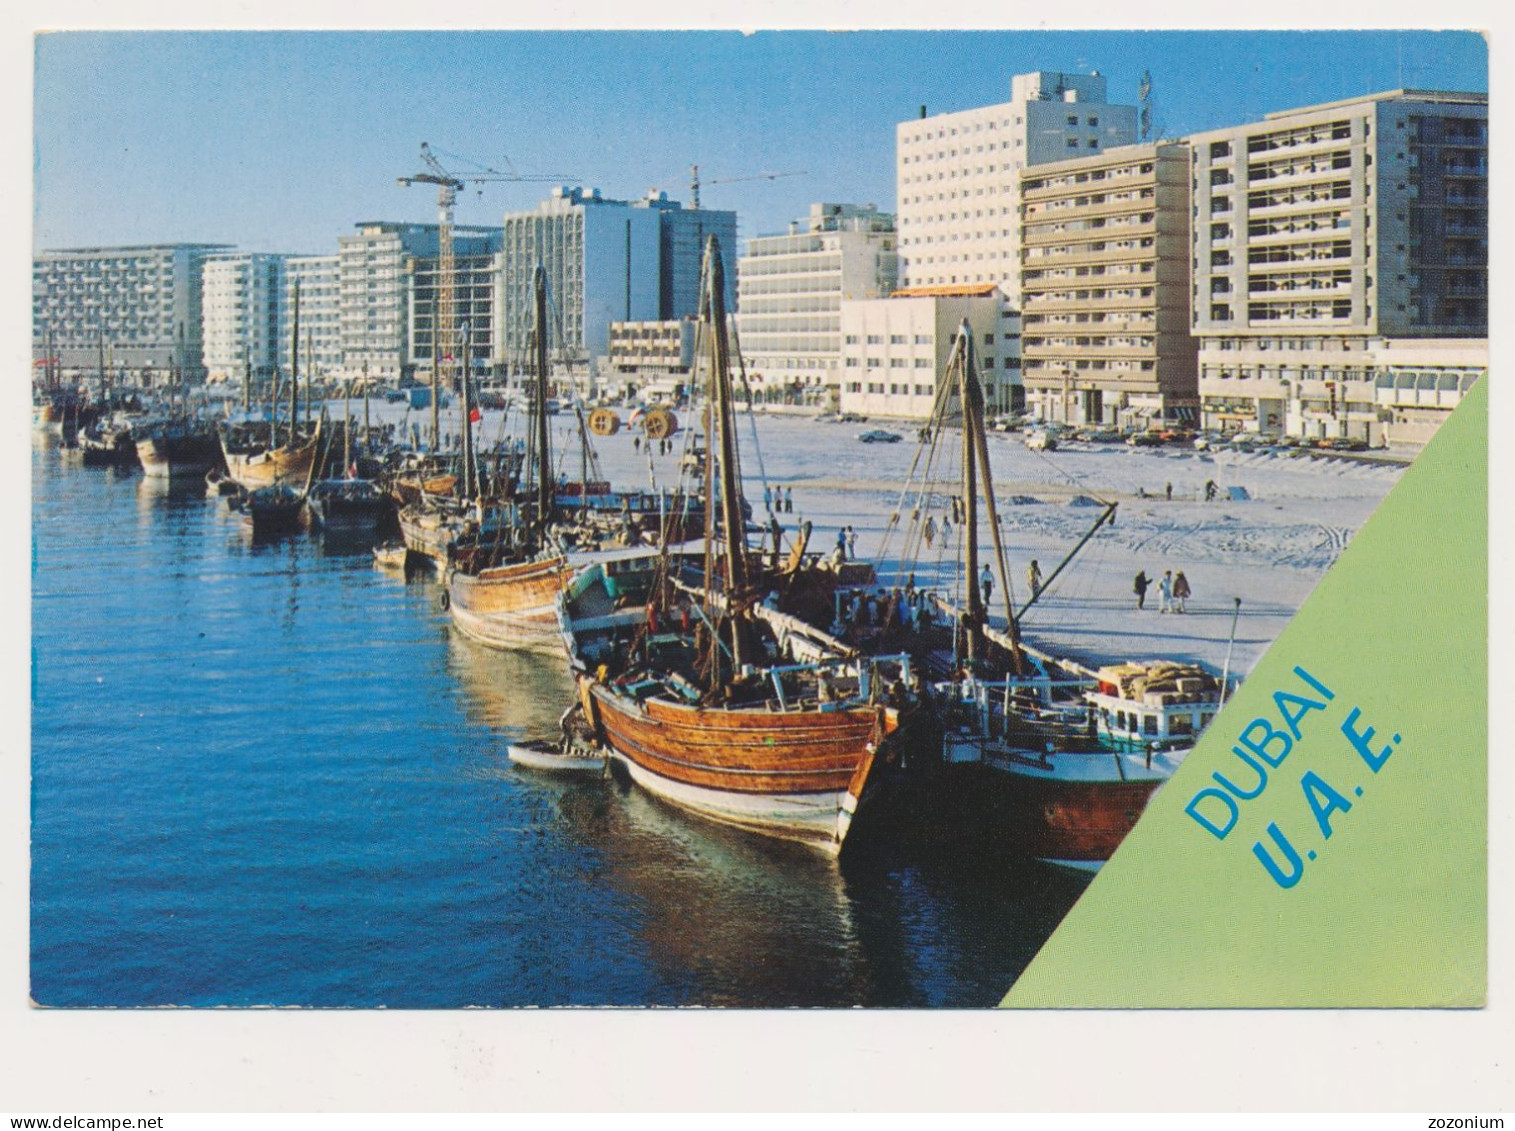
[875, 360, 958, 569]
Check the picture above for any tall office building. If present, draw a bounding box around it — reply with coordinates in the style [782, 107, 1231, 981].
[1190, 88, 1487, 442]
[1019, 142, 1197, 426]
[499, 187, 662, 368]
[201, 253, 286, 383]
[737, 203, 897, 405]
[633, 191, 738, 320]
[896, 71, 1138, 300]
[33, 242, 232, 383]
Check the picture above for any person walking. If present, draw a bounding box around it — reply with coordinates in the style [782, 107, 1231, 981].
[980, 564, 994, 608]
[1133, 570, 1150, 610]
[784, 487, 793, 514]
[1159, 569, 1174, 614]
[1165, 482, 1173, 502]
[835, 527, 848, 560]
[1172, 570, 1191, 613]
[1028, 559, 1043, 597]
[1205, 479, 1218, 502]
[846, 525, 858, 561]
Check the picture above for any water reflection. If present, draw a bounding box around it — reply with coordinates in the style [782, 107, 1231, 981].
[34, 443, 1089, 1009]
[445, 630, 578, 739]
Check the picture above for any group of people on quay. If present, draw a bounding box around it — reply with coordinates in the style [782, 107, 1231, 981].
[1132, 568, 1192, 613]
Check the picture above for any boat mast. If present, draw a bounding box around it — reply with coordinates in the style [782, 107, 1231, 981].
[243, 344, 251, 416]
[533, 265, 553, 527]
[460, 319, 476, 503]
[957, 329, 981, 666]
[958, 322, 1024, 673]
[305, 326, 314, 433]
[704, 237, 748, 670]
[289, 280, 301, 446]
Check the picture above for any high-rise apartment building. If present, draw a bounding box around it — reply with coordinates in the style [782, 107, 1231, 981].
[737, 203, 898, 405]
[33, 243, 232, 382]
[499, 187, 663, 368]
[282, 254, 343, 381]
[337, 222, 442, 383]
[1019, 142, 1197, 426]
[896, 71, 1138, 300]
[1189, 89, 1487, 442]
[202, 253, 286, 383]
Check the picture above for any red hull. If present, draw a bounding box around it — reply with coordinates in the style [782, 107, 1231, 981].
[1004, 774, 1163, 865]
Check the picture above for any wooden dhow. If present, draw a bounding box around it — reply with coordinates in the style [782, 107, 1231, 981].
[890, 322, 1223, 871]
[442, 268, 576, 651]
[559, 237, 918, 853]
[220, 280, 323, 492]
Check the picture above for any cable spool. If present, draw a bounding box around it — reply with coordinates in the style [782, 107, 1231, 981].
[588, 408, 621, 437]
[643, 408, 678, 441]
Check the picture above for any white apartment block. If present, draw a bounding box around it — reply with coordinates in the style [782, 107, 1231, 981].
[499, 187, 662, 368]
[838, 286, 1020, 420]
[1190, 89, 1487, 443]
[202, 253, 285, 383]
[282, 254, 343, 381]
[737, 203, 898, 406]
[896, 71, 1138, 301]
[33, 243, 232, 383]
[1019, 142, 1197, 427]
[338, 222, 441, 383]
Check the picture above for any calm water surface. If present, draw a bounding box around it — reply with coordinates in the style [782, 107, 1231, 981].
[30, 440, 1086, 1007]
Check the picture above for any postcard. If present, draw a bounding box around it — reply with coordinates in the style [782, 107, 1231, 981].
[13, 21, 1497, 1113]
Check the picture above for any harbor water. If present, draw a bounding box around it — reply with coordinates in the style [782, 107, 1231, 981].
[30, 439, 1088, 1008]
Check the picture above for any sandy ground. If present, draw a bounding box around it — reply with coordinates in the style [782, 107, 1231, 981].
[325, 396, 1405, 680]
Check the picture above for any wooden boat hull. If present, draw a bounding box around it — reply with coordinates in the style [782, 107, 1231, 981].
[137, 432, 221, 480]
[583, 679, 892, 853]
[446, 556, 571, 652]
[992, 758, 1174, 871]
[399, 506, 462, 566]
[222, 433, 321, 490]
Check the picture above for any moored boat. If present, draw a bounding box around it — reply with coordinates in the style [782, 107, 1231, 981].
[135, 416, 223, 480]
[560, 237, 919, 854]
[446, 544, 572, 652]
[307, 477, 392, 532]
[231, 483, 307, 536]
[506, 736, 605, 775]
[890, 320, 1225, 871]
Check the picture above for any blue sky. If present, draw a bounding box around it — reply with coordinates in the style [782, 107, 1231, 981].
[32, 29, 1488, 256]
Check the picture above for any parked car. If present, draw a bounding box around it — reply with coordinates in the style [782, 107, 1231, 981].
[838, 412, 869, 424]
[1024, 429, 1058, 452]
[1316, 436, 1369, 452]
[858, 429, 903, 444]
[1075, 427, 1123, 444]
[1127, 431, 1164, 447]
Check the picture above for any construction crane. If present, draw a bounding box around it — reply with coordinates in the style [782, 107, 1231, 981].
[688, 166, 806, 210]
[398, 143, 570, 441]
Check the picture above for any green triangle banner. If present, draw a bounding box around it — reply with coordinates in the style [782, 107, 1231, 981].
[1004, 380, 1487, 1008]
